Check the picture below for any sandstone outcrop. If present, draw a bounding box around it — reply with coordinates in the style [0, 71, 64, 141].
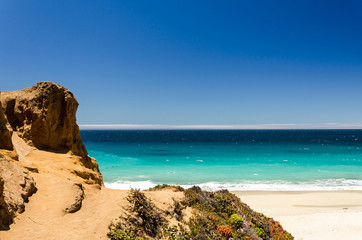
[0, 153, 36, 230]
[0, 82, 103, 231]
[0, 82, 99, 172]
[0, 97, 12, 150]
[64, 183, 85, 214]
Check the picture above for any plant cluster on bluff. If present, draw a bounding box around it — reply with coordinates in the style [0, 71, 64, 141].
[182, 186, 293, 240]
[108, 186, 294, 240]
[108, 189, 168, 240]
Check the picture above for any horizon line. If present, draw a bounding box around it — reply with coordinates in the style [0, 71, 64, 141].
[79, 123, 362, 130]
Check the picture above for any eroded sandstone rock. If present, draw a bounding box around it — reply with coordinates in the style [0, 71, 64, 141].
[0, 82, 100, 172]
[64, 183, 85, 214]
[0, 82, 105, 232]
[0, 97, 12, 150]
[0, 153, 37, 230]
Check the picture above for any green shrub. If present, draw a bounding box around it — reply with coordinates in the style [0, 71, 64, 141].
[127, 189, 165, 237]
[168, 225, 191, 240]
[255, 227, 265, 237]
[107, 229, 144, 240]
[229, 214, 244, 229]
[148, 184, 184, 192]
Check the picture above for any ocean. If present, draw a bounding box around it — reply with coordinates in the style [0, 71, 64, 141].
[81, 130, 362, 191]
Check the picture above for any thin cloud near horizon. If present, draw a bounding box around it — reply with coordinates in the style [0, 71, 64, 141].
[79, 123, 362, 130]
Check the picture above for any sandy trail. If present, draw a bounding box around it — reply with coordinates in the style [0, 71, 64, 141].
[0, 149, 128, 240]
[0, 146, 189, 240]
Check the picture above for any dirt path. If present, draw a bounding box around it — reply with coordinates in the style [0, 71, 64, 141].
[0, 149, 129, 240]
[0, 149, 184, 240]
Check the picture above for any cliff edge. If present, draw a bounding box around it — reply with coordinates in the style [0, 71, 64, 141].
[0, 82, 98, 171]
[0, 99, 12, 150]
[0, 82, 102, 231]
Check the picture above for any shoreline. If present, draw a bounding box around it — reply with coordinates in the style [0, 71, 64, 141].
[233, 190, 362, 240]
[103, 180, 362, 191]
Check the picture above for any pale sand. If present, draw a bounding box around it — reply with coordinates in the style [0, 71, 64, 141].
[233, 191, 362, 240]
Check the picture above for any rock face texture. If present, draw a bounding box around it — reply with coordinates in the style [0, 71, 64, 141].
[0, 97, 13, 150]
[0, 82, 98, 171]
[0, 153, 37, 230]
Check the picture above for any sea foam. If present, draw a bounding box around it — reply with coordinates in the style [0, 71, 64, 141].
[104, 178, 362, 191]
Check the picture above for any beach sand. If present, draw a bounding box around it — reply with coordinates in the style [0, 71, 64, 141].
[233, 191, 362, 240]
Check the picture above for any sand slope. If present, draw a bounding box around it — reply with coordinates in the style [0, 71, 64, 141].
[0, 149, 183, 240]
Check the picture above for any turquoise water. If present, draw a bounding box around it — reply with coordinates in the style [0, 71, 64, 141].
[81, 130, 362, 190]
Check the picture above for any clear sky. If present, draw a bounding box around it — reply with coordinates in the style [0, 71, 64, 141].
[1, 0, 361, 126]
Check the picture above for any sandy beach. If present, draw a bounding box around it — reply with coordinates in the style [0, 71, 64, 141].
[233, 191, 362, 240]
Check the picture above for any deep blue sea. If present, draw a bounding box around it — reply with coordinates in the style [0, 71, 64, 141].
[81, 130, 362, 191]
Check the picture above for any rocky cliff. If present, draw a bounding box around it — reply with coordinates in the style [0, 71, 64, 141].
[0, 153, 36, 230]
[0, 97, 12, 150]
[0, 82, 99, 171]
[0, 82, 102, 230]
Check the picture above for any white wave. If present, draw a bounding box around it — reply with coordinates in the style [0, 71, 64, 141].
[137, 175, 149, 179]
[195, 179, 362, 191]
[104, 179, 362, 191]
[105, 180, 156, 190]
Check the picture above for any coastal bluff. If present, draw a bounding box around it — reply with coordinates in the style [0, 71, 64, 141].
[0, 81, 98, 170]
[0, 82, 293, 240]
[0, 101, 12, 150]
[0, 82, 102, 232]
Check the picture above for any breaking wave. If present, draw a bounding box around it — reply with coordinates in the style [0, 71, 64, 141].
[104, 178, 362, 191]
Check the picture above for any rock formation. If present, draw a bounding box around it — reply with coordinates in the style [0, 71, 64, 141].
[0, 82, 99, 171]
[64, 183, 85, 214]
[0, 153, 36, 230]
[0, 82, 103, 230]
[0, 97, 12, 150]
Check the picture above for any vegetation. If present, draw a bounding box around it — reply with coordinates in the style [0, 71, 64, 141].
[180, 186, 293, 239]
[108, 229, 144, 240]
[108, 187, 294, 240]
[108, 189, 166, 239]
[148, 184, 184, 192]
[229, 214, 244, 229]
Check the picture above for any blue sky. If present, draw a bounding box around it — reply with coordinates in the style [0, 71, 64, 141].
[1, 0, 361, 126]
